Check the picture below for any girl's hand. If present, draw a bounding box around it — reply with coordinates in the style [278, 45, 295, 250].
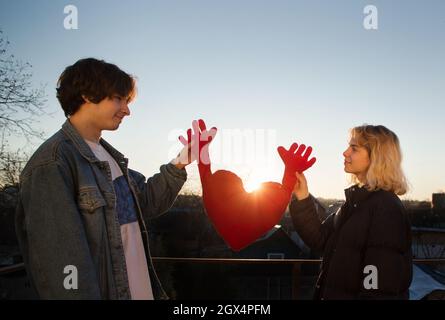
[293, 171, 309, 200]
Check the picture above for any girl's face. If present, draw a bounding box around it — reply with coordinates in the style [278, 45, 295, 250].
[343, 138, 371, 181]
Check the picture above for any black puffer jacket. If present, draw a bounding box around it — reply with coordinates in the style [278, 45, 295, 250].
[289, 185, 412, 299]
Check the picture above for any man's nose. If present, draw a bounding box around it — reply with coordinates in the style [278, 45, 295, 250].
[122, 103, 130, 116]
[343, 148, 349, 158]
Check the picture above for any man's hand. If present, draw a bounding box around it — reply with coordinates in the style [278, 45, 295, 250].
[171, 144, 191, 170]
[172, 119, 217, 169]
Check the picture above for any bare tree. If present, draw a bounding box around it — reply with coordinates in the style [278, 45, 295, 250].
[0, 30, 47, 139]
[0, 30, 48, 187]
[0, 132, 28, 187]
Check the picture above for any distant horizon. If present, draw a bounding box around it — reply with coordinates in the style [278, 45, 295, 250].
[175, 189, 440, 203]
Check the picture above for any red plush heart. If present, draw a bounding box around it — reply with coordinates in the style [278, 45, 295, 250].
[199, 169, 291, 251]
[179, 119, 316, 251]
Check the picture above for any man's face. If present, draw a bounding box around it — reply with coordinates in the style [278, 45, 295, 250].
[90, 95, 131, 131]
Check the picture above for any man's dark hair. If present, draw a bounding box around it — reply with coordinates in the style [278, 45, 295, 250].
[56, 58, 136, 117]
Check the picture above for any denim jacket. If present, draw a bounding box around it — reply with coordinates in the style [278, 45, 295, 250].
[15, 120, 187, 299]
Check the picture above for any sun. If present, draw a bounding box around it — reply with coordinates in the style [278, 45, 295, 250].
[243, 170, 273, 193]
[244, 178, 264, 193]
[241, 162, 283, 193]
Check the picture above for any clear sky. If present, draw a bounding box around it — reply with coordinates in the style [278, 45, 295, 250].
[1, 0, 444, 200]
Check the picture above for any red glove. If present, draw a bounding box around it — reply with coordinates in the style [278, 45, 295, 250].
[178, 119, 217, 180]
[277, 143, 316, 191]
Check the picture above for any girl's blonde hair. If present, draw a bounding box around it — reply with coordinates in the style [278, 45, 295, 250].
[350, 125, 408, 195]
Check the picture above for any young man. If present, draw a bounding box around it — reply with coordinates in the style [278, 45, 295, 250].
[15, 58, 195, 299]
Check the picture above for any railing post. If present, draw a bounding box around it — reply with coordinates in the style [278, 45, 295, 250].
[291, 262, 301, 300]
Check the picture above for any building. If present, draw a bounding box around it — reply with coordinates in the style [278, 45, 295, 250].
[410, 264, 445, 300]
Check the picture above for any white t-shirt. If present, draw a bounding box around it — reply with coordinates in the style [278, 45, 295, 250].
[85, 139, 154, 300]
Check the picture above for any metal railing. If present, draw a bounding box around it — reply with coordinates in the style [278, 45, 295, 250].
[1, 258, 444, 299]
[1, 257, 444, 275]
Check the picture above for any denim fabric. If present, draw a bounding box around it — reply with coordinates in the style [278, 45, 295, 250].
[15, 119, 187, 299]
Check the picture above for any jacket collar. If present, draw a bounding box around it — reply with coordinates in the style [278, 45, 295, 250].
[344, 184, 375, 206]
[61, 119, 128, 168]
[333, 185, 376, 230]
[100, 137, 129, 168]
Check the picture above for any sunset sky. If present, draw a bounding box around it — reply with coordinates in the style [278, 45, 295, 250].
[1, 0, 444, 200]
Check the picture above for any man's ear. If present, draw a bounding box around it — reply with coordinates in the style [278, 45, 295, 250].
[81, 95, 93, 104]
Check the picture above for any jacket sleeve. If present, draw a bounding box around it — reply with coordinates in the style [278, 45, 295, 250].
[289, 194, 335, 253]
[128, 163, 187, 220]
[15, 160, 101, 299]
[358, 200, 413, 299]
